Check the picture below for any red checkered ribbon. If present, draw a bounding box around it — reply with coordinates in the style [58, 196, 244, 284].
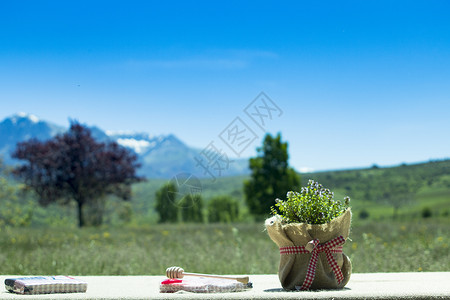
[279, 235, 346, 290]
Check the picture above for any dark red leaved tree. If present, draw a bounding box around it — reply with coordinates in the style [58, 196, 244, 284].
[12, 122, 142, 227]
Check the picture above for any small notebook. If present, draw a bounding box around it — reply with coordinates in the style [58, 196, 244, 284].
[5, 276, 88, 295]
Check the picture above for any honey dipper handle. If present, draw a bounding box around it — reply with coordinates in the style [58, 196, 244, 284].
[183, 272, 249, 284]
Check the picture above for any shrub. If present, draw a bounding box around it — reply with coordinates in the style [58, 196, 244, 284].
[359, 209, 370, 220]
[179, 194, 204, 223]
[421, 207, 432, 218]
[208, 195, 240, 223]
[155, 182, 179, 223]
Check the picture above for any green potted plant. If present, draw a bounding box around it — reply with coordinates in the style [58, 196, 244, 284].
[265, 179, 352, 290]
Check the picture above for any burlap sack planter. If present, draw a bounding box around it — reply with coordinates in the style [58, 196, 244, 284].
[265, 208, 352, 291]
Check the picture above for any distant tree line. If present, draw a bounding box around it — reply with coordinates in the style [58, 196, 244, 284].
[155, 181, 240, 223]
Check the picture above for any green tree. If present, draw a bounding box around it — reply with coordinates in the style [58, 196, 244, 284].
[207, 195, 240, 223]
[179, 194, 204, 223]
[155, 182, 179, 223]
[0, 159, 34, 227]
[244, 133, 300, 217]
[117, 202, 133, 224]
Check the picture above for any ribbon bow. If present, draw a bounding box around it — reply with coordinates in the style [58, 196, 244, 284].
[279, 235, 346, 290]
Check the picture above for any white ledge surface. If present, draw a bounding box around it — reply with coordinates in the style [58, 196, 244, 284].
[1, 272, 449, 299]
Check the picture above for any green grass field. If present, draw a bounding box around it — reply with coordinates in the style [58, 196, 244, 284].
[1, 218, 448, 275]
[1, 159, 449, 275]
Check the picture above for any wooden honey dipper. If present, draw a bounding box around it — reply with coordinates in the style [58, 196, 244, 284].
[166, 266, 249, 284]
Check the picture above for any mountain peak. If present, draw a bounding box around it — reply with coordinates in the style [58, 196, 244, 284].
[106, 130, 157, 140]
[116, 137, 156, 154]
[10, 112, 40, 124]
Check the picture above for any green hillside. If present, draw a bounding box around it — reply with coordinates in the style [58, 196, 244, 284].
[128, 159, 449, 224]
[305, 159, 450, 220]
[2, 159, 449, 227]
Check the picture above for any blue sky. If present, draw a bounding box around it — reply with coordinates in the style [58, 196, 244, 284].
[1, 1, 449, 172]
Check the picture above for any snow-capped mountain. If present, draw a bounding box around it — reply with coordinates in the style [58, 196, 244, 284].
[0, 113, 249, 178]
[106, 131, 163, 154]
[0, 113, 65, 164]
